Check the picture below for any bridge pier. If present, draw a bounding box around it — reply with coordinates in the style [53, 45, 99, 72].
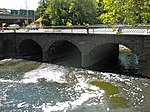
[0, 38, 3, 58]
[81, 54, 91, 68]
[139, 57, 150, 77]
[43, 50, 49, 62]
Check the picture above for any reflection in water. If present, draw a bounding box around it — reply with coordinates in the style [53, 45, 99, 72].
[0, 59, 150, 112]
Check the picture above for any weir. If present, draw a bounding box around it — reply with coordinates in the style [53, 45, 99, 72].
[0, 33, 149, 77]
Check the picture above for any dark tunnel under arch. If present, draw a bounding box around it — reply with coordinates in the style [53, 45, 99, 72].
[18, 39, 43, 61]
[87, 43, 139, 75]
[47, 40, 82, 67]
[87, 43, 119, 72]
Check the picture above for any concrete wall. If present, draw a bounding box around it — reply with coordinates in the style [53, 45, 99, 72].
[0, 33, 149, 76]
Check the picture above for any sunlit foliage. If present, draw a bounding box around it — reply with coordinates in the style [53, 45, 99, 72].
[36, 0, 150, 26]
[99, 0, 150, 25]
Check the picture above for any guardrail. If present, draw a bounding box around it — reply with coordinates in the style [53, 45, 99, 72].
[43, 25, 150, 34]
[0, 25, 150, 34]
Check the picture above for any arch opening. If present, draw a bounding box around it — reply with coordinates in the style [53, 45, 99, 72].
[87, 43, 139, 75]
[48, 40, 81, 67]
[87, 43, 119, 72]
[18, 39, 43, 61]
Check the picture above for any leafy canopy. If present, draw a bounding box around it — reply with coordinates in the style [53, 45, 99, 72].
[36, 0, 150, 26]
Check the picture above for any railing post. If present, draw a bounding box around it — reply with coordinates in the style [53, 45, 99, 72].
[71, 29, 73, 33]
[93, 28, 94, 34]
[84, 23, 89, 34]
[86, 27, 89, 34]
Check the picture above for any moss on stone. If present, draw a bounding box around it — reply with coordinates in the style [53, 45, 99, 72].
[90, 80, 120, 95]
[16, 63, 40, 74]
[0, 59, 40, 79]
[109, 96, 129, 109]
[90, 80, 129, 110]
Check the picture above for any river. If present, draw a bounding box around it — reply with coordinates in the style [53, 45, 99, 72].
[0, 50, 150, 112]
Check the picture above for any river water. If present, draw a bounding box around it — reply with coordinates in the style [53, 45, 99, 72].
[0, 51, 150, 112]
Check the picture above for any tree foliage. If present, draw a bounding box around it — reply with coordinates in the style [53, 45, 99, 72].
[99, 0, 150, 25]
[36, 0, 150, 26]
[36, 0, 48, 17]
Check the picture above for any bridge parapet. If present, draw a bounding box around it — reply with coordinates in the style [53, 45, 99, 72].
[42, 25, 150, 34]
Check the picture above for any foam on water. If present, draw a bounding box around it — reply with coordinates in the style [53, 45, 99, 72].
[0, 79, 20, 83]
[38, 71, 104, 112]
[20, 66, 105, 111]
[0, 66, 104, 112]
[41, 94, 93, 111]
[21, 63, 67, 84]
[0, 60, 144, 112]
[0, 58, 12, 63]
[41, 89, 104, 112]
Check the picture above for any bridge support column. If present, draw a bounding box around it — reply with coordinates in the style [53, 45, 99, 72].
[139, 55, 150, 77]
[0, 38, 3, 58]
[43, 51, 49, 62]
[81, 54, 91, 68]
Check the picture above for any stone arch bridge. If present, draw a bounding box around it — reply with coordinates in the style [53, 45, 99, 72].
[0, 33, 150, 76]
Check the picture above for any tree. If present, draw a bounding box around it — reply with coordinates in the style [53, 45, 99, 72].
[38, 0, 98, 26]
[36, 0, 48, 17]
[96, 0, 105, 24]
[69, 0, 97, 25]
[99, 0, 150, 25]
[37, 0, 150, 26]
[41, 0, 72, 25]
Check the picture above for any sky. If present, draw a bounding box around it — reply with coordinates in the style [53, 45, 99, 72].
[0, 0, 40, 10]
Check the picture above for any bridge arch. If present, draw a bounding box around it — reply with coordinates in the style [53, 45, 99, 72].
[18, 39, 43, 61]
[47, 40, 82, 67]
[83, 42, 139, 74]
[84, 43, 119, 71]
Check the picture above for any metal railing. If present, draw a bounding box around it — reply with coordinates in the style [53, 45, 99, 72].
[42, 25, 150, 34]
[0, 25, 150, 34]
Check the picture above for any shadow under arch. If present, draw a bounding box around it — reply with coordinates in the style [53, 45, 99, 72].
[87, 43, 119, 72]
[86, 42, 140, 76]
[47, 40, 81, 67]
[18, 39, 43, 61]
